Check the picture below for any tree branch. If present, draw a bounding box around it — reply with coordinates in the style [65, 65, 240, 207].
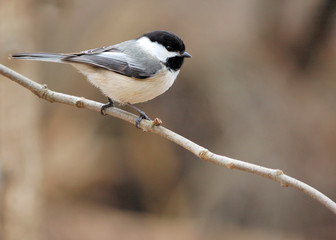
[1, 63, 335, 214]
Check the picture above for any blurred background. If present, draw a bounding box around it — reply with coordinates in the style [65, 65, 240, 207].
[1, 0, 336, 239]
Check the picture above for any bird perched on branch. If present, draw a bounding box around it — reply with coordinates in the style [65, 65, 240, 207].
[12, 30, 191, 127]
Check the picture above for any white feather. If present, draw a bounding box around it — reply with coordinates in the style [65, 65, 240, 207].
[72, 63, 179, 104]
[136, 37, 179, 61]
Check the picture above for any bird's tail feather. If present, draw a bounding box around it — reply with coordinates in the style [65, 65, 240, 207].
[11, 53, 65, 63]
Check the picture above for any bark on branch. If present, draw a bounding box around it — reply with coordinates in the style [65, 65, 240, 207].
[1, 63, 335, 215]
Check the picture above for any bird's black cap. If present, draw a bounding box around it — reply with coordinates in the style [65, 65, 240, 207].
[141, 30, 186, 53]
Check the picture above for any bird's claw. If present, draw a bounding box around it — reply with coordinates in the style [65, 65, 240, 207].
[100, 97, 114, 115]
[135, 111, 151, 128]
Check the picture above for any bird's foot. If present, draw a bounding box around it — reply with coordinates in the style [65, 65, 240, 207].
[135, 110, 151, 128]
[100, 97, 114, 115]
[127, 103, 152, 128]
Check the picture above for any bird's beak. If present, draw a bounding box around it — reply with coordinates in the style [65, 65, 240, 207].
[181, 51, 192, 58]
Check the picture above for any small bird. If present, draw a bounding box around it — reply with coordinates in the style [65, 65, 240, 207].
[12, 30, 191, 127]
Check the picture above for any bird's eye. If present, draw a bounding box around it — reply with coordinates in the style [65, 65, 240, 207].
[166, 46, 173, 51]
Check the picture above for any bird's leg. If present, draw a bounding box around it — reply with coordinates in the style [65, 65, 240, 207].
[100, 97, 114, 115]
[127, 103, 151, 128]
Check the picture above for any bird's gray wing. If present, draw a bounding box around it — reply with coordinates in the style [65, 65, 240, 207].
[62, 41, 162, 79]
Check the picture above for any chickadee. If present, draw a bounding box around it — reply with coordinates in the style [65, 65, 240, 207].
[12, 30, 191, 127]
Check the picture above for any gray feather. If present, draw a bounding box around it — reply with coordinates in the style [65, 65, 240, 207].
[12, 40, 163, 79]
[11, 53, 64, 63]
[63, 40, 162, 79]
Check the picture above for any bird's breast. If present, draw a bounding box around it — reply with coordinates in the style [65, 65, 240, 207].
[72, 63, 179, 104]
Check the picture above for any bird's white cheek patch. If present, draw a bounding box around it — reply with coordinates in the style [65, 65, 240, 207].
[137, 37, 178, 62]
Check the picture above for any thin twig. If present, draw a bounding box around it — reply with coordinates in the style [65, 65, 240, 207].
[1, 63, 335, 214]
